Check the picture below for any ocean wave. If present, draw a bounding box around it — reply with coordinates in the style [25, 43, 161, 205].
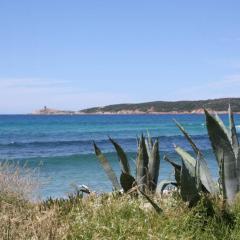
[0, 134, 211, 148]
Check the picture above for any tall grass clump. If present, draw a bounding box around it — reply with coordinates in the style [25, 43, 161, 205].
[0, 161, 39, 202]
[0, 161, 74, 239]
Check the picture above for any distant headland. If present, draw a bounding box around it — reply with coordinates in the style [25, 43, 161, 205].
[32, 98, 240, 115]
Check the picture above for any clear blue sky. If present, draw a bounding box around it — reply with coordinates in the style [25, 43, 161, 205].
[0, 0, 240, 113]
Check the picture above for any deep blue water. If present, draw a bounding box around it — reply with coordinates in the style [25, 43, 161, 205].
[0, 114, 239, 199]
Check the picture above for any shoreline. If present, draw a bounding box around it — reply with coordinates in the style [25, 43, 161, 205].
[31, 110, 240, 115]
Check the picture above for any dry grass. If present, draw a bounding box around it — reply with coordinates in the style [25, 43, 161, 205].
[0, 163, 240, 239]
[0, 161, 38, 200]
[0, 161, 69, 239]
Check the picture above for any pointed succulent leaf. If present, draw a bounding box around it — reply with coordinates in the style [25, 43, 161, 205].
[148, 138, 160, 192]
[120, 172, 136, 192]
[195, 153, 201, 191]
[228, 105, 239, 158]
[136, 135, 149, 191]
[205, 109, 238, 203]
[237, 148, 240, 187]
[198, 155, 217, 194]
[174, 120, 216, 193]
[215, 113, 231, 141]
[93, 142, 121, 190]
[174, 119, 203, 157]
[147, 131, 154, 148]
[219, 149, 227, 200]
[145, 131, 153, 157]
[180, 159, 200, 205]
[175, 146, 196, 173]
[136, 136, 140, 148]
[145, 140, 151, 158]
[109, 137, 131, 175]
[156, 180, 177, 194]
[163, 155, 181, 185]
[175, 146, 216, 193]
[139, 190, 163, 214]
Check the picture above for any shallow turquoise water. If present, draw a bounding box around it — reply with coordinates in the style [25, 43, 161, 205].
[0, 114, 239, 198]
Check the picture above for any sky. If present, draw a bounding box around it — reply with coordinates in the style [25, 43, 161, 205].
[0, 0, 240, 113]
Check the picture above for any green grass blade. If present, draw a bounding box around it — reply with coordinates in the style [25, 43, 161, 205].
[93, 142, 121, 190]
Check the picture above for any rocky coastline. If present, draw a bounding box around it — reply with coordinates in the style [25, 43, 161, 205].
[32, 106, 232, 115]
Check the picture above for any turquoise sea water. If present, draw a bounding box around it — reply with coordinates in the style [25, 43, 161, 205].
[0, 114, 239, 199]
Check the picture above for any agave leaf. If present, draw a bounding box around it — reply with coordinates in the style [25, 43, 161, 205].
[147, 131, 154, 148]
[145, 131, 153, 157]
[136, 136, 140, 148]
[198, 156, 216, 194]
[180, 159, 200, 205]
[156, 180, 177, 194]
[139, 190, 163, 214]
[195, 153, 201, 191]
[163, 155, 181, 185]
[237, 148, 240, 187]
[109, 137, 131, 175]
[175, 146, 195, 173]
[174, 120, 216, 193]
[120, 172, 136, 192]
[136, 135, 149, 191]
[175, 146, 216, 193]
[148, 138, 160, 192]
[228, 105, 239, 158]
[205, 109, 238, 203]
[174, 119, 203, 157]
[93, 142, 121, 190]
[145, 140, 151, 158]
[219, 149, 227, 200]
[215, 113, 231, 141]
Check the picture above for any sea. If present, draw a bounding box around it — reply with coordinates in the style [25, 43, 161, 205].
[0, 114, 238, 199]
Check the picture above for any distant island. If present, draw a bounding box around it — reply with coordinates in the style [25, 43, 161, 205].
[32, 98, 240, 115]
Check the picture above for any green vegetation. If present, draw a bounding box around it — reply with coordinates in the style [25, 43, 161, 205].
[3, 187, 240, 239]
[81, 97, 240, 113]
[94, 135, 160, 194]
[3, 106, 240, 239]
[94, 106, 240, 209]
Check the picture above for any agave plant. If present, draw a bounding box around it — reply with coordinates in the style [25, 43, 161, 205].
[93, 134, 160, 194]
[162, 152, 202, 206]
[161, 121, 217, 205]
[205, 106, 240, 203]
[163, 106, 240, 205]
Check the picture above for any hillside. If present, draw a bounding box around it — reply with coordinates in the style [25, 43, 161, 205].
[80, 98, 240, 114]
